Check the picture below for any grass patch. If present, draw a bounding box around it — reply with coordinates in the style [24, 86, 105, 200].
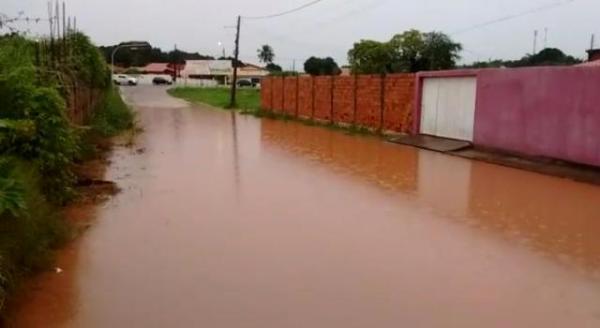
[167, 87, 381, 138]
[168, 87, 260, 112]
[90, 87, 135, 137]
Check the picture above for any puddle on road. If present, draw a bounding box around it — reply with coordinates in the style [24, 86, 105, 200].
[9, 87, 600, 328]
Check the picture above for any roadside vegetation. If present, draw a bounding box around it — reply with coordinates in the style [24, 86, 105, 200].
[0, 33, 134, 317]
[168, 87, 260, 112]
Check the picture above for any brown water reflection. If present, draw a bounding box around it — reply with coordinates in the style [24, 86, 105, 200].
[261, 119, 600, 272]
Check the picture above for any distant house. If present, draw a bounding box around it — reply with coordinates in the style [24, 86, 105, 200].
[142, 63, 170, 74]
[142, 63, 186, 76]
[181, 60, 232, 84]
[236, 64, 269, 83]
[180, 60, 269, 84]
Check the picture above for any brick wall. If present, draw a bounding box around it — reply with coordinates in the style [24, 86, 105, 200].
[271, 76, 284, 113]
[297, 76, 313, 118]
[383, 74, 414, 133]
[313, 76, 333, 121]
[260, 77, 272, 109]
[332, 76, 354, 124]
[283, 77, 298, 116]
[261, 73, 415, 133]
[355, 75, 383, 129]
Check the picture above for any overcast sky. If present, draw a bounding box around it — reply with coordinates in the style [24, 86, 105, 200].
[3, 0, 599, 68]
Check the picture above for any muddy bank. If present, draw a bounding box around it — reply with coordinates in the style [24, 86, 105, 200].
[3, 127, 130, 328]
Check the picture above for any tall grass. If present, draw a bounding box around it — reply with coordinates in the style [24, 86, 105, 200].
[0, 158, 70, 313]
[90, 87, 135, 137]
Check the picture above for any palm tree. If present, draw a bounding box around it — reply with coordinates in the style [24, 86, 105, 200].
[257, 45, 275, 64]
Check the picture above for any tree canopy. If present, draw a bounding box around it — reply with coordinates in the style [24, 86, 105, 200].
[98, 45, 213, 67]
[465, 48, 582, 68]
[303, 57, 341, 76]
[257, 44, 275, 64]
[266, 63, 282, 72]
[348, 29, 462, 74]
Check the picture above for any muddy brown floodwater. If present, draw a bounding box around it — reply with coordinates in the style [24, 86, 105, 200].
[9, 86, 600, 327]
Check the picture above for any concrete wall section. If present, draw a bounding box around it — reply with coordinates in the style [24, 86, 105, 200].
[474, 67, 600, 166]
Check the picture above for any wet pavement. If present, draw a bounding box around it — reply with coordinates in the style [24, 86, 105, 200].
[10, 86, 600, 327]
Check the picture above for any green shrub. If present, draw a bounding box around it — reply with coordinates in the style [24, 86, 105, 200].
[0, 35, 85, 204]
[0, 158, 69, 313]
[68, 33, 111, 88]
[91, 87, 134, 137]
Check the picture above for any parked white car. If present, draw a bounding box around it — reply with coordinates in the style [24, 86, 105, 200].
[113, 74, 138, 86]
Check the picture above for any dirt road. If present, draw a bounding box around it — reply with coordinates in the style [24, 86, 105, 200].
[11, 86, 600, 327]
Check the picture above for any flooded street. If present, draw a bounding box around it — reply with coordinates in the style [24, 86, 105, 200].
[11, 86, 600, 327]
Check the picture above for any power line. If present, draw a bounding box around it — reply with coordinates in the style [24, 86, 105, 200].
[242, 0, 325, 20]
[451, 0, 576, 35]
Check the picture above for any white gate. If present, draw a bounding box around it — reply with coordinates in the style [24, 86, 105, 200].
[420, 77, 477, 141]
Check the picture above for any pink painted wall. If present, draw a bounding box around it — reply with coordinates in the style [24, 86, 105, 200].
[474, 67, 600, 167]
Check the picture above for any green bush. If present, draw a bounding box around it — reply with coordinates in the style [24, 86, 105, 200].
[0, 158, 69, 313]
[0, 34, 112, 203]
[90, 87, 134, 137]
[68, 33, 111, 88]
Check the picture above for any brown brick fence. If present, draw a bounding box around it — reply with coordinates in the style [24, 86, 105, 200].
[260, 74, 415, 133]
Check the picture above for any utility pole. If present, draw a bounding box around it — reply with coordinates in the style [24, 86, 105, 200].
[591, 34, 596, 50]
[543, 27, 548, 49]
[229, 15, 241, 108]
[533, 30, 538, 55]
[173, 44, 178, 83]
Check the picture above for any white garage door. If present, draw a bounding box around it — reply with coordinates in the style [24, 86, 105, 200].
[420, 77, 477, 142]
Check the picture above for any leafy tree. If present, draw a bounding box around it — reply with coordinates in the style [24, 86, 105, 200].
[348, 40, 396, 74]
[303, 57, 341, 76]
[421, 32, 462, 70]
[524, 48, 581, 66]
[218, 56, 245, 68]
[463, 47, 582, 68]
[266, 63, 282, 72]
[257, 44, 275, 64]
[348, 30, 462, 74]
[98, 44, 214, 67]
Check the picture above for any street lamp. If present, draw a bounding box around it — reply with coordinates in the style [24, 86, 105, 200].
[111, 41, 151, 81]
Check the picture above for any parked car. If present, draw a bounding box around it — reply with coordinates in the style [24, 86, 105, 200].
[152, 76, 173, 85]
[237, 79, 253, 87]
[113, 74, 138, 86]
